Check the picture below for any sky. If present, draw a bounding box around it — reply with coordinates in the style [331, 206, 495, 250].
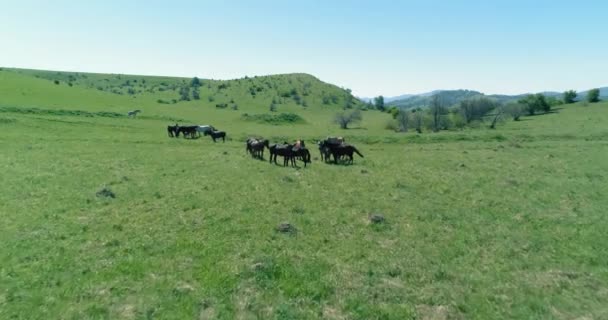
[1, 0, 607, 97]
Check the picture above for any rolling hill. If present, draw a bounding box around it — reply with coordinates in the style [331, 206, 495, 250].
[0, 67, 364, 114]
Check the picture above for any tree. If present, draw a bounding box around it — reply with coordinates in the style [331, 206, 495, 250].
[429, 94, 448, 132]
[334, 109, 362, 129]
[411, 110, 423, 133]
[459, 96, 497, 123]
[395, 109, 409, 132]
[519, 94, 550, 115]
[192, 87, 200, 100]
[179, 86, 190, 101]
[489, 106, 505, 129]
[269, 102, 277, 112]
[374, 96, 385, 111]
[191, 77, 201, 87]
[587, 88, 600, 103]
[563, 90, 577, 104]
[504, 102, 525, 121]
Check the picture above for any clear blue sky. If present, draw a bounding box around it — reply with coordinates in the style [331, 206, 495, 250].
[2, 0, 607, 97]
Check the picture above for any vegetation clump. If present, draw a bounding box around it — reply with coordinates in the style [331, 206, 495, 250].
[241, 112, 305, 125]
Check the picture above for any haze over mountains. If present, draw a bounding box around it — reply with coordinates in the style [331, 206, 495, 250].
[361, 87, 608, 109]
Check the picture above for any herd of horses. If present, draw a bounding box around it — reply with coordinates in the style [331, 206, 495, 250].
[167, 124, 226, 142]
[166, 124, 364, 166]
[246, 136, 364, 167]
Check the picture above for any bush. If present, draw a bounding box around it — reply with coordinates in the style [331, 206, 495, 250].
[334, 109, 362, 129]
[385, 119, 399, 131]
[241, 113, 306, 125]
[563, 90, 577, 104]
[587, 88, 601, 103]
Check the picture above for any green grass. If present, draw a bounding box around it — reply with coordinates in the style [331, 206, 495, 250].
[1, 68, 608, 319]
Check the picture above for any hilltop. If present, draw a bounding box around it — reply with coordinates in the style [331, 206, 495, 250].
[0, 67, 364, 113]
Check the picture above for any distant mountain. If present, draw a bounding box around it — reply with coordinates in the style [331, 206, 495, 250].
[386, 89, 483, 109]
[385, 87, 608, 109]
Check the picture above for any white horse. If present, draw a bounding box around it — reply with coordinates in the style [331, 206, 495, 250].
[196, 125, 215, 136]
[127, 109, 141, 117]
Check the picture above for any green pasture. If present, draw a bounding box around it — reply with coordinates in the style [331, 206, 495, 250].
[1, 68, 607, 319]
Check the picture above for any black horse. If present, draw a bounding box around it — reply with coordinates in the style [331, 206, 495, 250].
[205, 130, 226, 142]
[177, 126, 198, 139]
[167, 124, 179, 137]
[319, 139, 363, 164]
[269, 143, 296, 167]
[247, 138, 269, 159]
[329, 144, 363, 164]
[292, 147, 312, 167]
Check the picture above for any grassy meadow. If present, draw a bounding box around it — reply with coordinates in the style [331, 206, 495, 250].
[1, 68, 608, 319]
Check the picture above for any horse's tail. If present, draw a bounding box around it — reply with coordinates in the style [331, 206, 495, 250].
[305, 149, 311, 163]
[353, 147, 364, 158]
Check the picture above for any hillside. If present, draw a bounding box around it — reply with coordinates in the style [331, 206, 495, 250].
[0, 67, 364, 114]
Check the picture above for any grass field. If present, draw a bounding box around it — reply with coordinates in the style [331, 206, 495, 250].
[1, 68, 608, 319]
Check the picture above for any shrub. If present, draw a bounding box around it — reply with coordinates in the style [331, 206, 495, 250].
[241, 113, 306, 125]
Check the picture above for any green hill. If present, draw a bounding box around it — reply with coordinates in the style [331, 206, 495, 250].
[1, 67, 363, 113]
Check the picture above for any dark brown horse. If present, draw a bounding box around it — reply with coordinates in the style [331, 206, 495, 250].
[292, 147, 312, 167]
[205, 130, 226, 142]
[319, 139, 363, 164]
[167, 124, 179, 137]
[177, 126, 198, 139]
[247, 138, 269, 159]
[269, 143, 296, 167]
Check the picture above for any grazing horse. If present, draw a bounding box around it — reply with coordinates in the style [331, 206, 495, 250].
[247, 138, 269, 159]
[167, 123, 179, 137]
[178, 126, 198, 139]
[205, 130, 226, 142]
[269, 143, 296, 167]
[127, 109, 141, 117]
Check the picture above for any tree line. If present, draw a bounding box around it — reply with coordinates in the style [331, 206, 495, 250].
[335, 88, 601, 132]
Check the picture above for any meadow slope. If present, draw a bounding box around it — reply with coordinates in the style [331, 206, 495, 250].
[1, 68, 608, 319]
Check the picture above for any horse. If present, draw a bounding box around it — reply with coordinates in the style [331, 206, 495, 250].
[292, 147, 311, 167]
[167, 123, 179, 137]
[320, 138, 363, 164]
[318, 141, 332, 162]
[127, 109, 141, 117]
[269, 143, 296, 167]
[196, 125, 215, 136]
[247, 138, 269, 159]
[205, 130, 226, 142]
[177, 126, 198, 139]
[328, 143, 363, 164]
